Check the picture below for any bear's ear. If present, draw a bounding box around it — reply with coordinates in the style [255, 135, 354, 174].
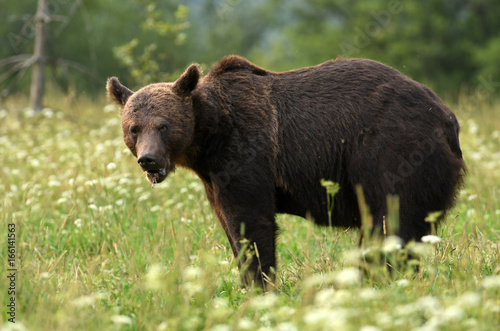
[106, 77, 134, 106]
[172, 64, 201, 97]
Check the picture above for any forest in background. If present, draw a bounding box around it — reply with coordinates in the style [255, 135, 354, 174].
[1, 0, 500, 101]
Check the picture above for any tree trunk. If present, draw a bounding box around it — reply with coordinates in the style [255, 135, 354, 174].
[30, 0, 49, 112]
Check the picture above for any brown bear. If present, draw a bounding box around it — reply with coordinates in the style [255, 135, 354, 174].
[107, 56, 465, 288]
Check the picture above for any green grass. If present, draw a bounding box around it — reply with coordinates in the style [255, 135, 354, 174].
[0, 91, 499, 330]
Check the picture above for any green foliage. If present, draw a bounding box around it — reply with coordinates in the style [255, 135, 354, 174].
[2, 0, 500, 96]
[253, 0, 500, 94]
[113, 4, 190, 87]
[0, 90, 499, 330]
[320, 179, 340, 227]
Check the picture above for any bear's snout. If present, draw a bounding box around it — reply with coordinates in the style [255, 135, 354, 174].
[138, 153, 157, 168]
[137, 153, 168, 184]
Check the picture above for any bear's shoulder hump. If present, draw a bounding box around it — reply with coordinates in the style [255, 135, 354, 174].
[209, 55, 269, 77]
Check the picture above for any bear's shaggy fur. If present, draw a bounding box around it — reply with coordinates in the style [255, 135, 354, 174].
[107, 56, 465, 287]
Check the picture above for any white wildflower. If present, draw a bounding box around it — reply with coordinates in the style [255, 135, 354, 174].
[421, 235, 442, 244]
[57, 197, 68, 205]
[276, 322, 298, 331]
[314, 288, 336, 307]
[408, 242, 431, 257]
[333, 289, 352, 304]
[145, 263, 167, 290]
[182, 282, 203, 296]
[48, 179, 61, 187]
[481, 275, 500, 289]
[417, 296, 441, 314]
[106, 162, 117, 170]
[457, 292, 480, 308]
[464, 318, 478, 329]
[360, 326, 381, 331]
[237, 318, 254, 330]
[71, 294, 96, 307]
[40, 272, 51, 279]
[468, 121, 478, 134]
[111, 315, 133, 325]
[467, 194, 477, 201]
[104, 104, 118, 113]
[396, 279, 410, 288]
[157, 321, 169, 331]
[138, 193, 150, 202]
[211, 325, 231, 331]
[85, 179, 98, 186]
[382, 236, 403, 253]
[359, 288, 379, 301]
[249, 293, 278, 310]
[277, 306, 296, 318]
[484, 301, 500, 313]
[376, 312, 393, 329]
[212, 298, 229, 309]
[441, 305, 464, 322]
[1, 321, 27, 331]
[74, 218, 82, 228]
[304, 308, 349, 328]
[334, 267, 362, 288]
[342, 248, 363, 264]
[182, 266, 202, 281]
[395, 302, 418, 317]
[466, 208, 476, 217]
[41, 108, 54, 118]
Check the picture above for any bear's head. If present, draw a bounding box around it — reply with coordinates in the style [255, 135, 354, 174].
[106, 64, 201, 184]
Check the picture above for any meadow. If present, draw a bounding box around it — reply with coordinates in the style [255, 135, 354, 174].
[0, 91, 499, 331]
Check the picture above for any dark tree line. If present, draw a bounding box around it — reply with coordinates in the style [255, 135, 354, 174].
[1, 0, 499, 109]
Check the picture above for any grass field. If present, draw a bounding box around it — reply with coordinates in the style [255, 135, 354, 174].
[1, 92, 499, 331]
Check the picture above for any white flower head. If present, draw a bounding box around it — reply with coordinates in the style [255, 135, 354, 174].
[334, 267, 362, 288]
[74, 218, 83, 228]
[70, 294, 96, 307]
[441, 305, 465, 323]
[237, 318, 254, 330]
[396, 279, 410, 288]
[211, 325, 231, 331]
[481, 275, 500, 289]
[382, 235, 403, 253]
[104, 104, 118, 113]
[276, 322, 298, 331]
[304, 307, 349, 328]
[457, 292, 480, 308]
[182, 266, 202, 281]
[111, 315, 133, 325]
[249, 293, 278, 310]
[421, 235, 442, 244]
[314, 288, 336, 307]
[106, 162, 117, 170]
[360, 326, 381, 331]
[145, 263, 167, 290]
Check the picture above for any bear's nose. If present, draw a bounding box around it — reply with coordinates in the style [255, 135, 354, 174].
[138, 153, 157, 168]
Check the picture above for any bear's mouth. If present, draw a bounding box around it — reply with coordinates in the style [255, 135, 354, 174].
[145, 168, 167, 185]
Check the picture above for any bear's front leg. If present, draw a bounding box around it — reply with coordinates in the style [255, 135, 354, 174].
[207, 178, 278, 290]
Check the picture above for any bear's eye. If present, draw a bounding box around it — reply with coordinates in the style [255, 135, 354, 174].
[129, 125, 139, 136]
[158, 125, 168, 132]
